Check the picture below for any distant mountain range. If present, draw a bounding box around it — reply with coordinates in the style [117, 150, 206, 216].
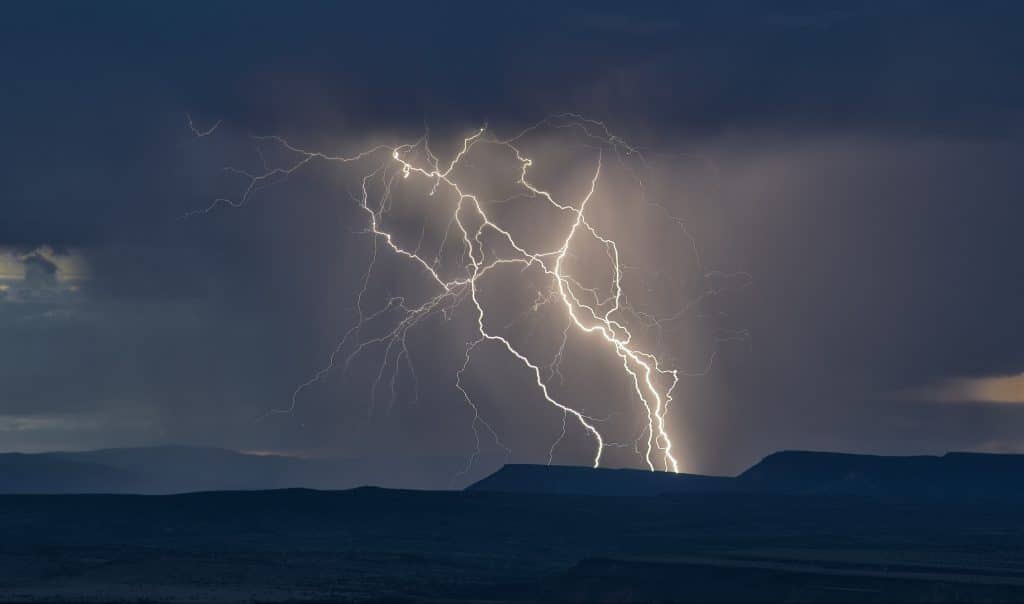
[0, 446, 491, 494]
[4, 446, 1024, 500]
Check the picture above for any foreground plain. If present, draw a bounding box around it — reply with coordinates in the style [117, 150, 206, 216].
[2, 485, 1024, 603]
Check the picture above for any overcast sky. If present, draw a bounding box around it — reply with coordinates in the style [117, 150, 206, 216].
[2, 1, 1023, 481]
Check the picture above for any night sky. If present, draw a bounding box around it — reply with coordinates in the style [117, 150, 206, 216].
[3, 1, 1023, 482]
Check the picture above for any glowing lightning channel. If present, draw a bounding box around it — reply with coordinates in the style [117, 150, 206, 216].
[188, 114, 749, 475]
[186, 113, 221, 138]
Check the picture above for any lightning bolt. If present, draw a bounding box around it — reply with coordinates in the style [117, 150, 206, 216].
[186, 113, 221, 138]
[186, 114, 750, 476]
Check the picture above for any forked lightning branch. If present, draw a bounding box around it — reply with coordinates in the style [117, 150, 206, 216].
[187, 114, 747, 474]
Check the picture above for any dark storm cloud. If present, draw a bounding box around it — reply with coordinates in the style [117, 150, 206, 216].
[1, 1, 1023, 479]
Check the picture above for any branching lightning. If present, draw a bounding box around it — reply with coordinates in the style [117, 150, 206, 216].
[185, 113, 750, 475]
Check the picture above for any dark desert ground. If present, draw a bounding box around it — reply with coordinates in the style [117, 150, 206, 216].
[3, 448, 1024, 603]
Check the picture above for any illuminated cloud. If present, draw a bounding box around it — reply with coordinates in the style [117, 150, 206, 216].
[0, 252, 25, 280]
[0, 411, 156, 454]
[0, 246, 90, 305]
[895, 374, 1024, 404]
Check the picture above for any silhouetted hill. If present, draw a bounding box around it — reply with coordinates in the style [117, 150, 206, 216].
[470, 451, 1024, 501]
[739, 450, 1024, 500]
[467, 463, 734, 496]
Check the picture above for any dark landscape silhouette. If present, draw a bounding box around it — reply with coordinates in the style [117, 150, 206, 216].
[3, 447, 1024, 602]
[7, 445, 1024, 501]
